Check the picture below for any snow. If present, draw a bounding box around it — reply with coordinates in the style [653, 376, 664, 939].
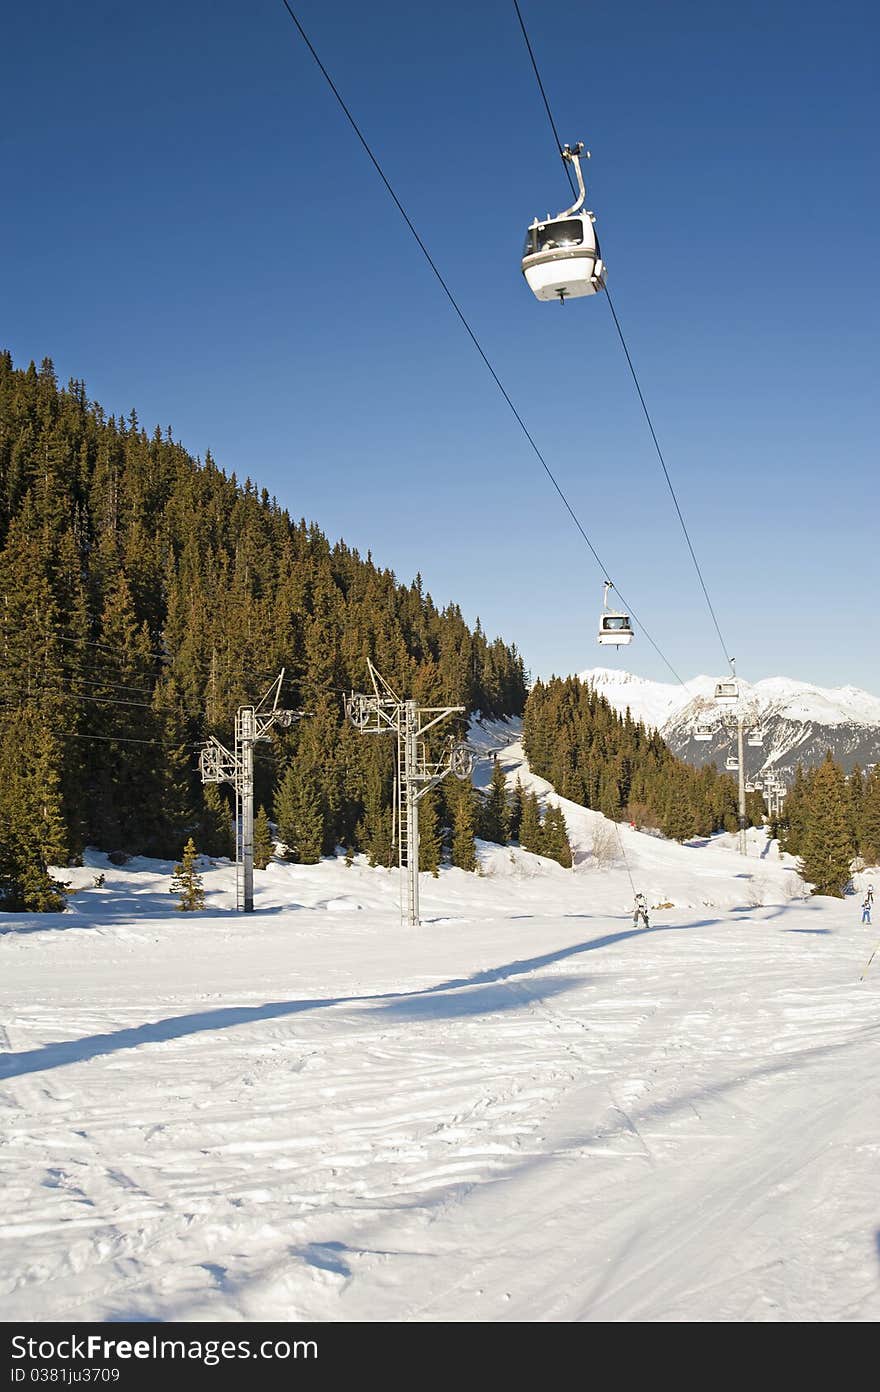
[582, 667, 880, 734]
[577, 666, 696, 731]
[2, 728, 879, 1323]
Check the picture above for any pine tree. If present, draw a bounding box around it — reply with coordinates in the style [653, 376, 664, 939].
[150, 677, 195, 857]
[171, 837, 205, 911]
[799, 756, 853, 897]
[418, 786, 442, 876]
[274, 763, 324, 864]
[198, 784, 233, 858]
[859, 766, 880, 864]
[0, 716, 68, 911]
[449, 778, 477, 872]
[356, 761, 395, 868]
[253, 805, 275, 870]
[508, 778, 525, 843]
[480, 758, 509, 845]
[519, 791, 543, 854]
[662, 787, 695, 842]
[542, 804, 573, 868]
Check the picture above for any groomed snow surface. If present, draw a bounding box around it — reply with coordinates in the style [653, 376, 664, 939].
[2, 722, 879, 1323]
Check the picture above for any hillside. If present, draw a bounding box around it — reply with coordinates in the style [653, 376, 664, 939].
[0, 352, 526, 904]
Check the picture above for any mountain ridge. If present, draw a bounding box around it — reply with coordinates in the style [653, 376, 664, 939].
[578, 667, 880, 782]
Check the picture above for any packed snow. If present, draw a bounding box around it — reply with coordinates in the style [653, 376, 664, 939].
[2, 723, 879, 1323]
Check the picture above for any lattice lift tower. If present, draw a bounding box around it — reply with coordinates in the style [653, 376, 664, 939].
[346, 661, 473, 926]
[199, 669, 306, 912]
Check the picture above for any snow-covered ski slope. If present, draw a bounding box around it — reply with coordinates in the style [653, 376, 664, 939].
[2, 721, 879, 1323]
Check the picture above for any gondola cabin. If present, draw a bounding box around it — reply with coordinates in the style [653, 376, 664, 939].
[597, 613, 633, 647]
[725, 756, 739, 771]
[715, 681, 739, 705]
[522, 214, 605, 302]
[522, 142, 606, 303]
[694, 725, 713, 742]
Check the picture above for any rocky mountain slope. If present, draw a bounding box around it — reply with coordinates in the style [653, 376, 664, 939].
[579, 669, 880, 785]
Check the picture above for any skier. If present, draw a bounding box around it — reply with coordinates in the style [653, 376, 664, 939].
[862, 896, 872, 926]
[632, 892, 649, 929]
[867, 884, 874, 907]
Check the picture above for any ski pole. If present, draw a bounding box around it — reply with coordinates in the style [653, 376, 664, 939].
[859, 942, 879, 981]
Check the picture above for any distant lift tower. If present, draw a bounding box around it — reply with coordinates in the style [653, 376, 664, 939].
[346, 660, 473, 927]
[199, 669, 306, 912]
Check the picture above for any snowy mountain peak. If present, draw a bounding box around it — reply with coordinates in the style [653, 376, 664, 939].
[577, 668, 880, 780]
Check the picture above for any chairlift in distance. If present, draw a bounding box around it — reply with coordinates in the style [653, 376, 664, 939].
[725, 756, 739, 771]
[597, 581, 633, 647]
[715, 680, 739, 706]
[694, 723, 713, 742]
[747, 731, 764, 748]
[522, 144, 606, 303]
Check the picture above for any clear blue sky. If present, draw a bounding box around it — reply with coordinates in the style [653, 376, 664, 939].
[3, 1, 877, 691]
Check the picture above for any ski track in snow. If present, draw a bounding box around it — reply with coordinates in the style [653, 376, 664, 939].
[1, 728, 878, 1323]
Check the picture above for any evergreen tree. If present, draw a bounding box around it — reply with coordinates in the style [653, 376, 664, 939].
[0, 715, 68, 911]
[418, 786, 442, 876]
[356, 764, 395, 868]
[480, 758, 510, 845]
[274, 763, 324, 864]
[253, 805, 274, 870]
[662, 787, 695, 843]
[508, 778, 525, 843]
[449, 778, 477, 872]
[171, 837, 205, 911]
[150, 677, 195, 857]
[198, 784, 234, 858]
[542, 804, 572, 868]
[519, 791, 543, 855]
[859, 766, 880, 864]
[799, 756, 853, 897]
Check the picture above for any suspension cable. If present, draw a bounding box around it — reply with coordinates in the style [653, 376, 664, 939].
[511, 0, 735, 676]
[276, 0, 688, 690]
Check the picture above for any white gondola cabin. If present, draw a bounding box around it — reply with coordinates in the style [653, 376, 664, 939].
[522, 144, 605, 303]
[715, 680, 739, 705]
[747, 731, 764, 747]
[597, 581, 633, 647]
[694, 724, 713, 742]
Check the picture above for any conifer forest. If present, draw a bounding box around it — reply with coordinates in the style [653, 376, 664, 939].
[0, 352, 874, 909]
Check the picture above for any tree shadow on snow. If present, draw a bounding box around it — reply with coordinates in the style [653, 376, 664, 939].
[1, 907, 814, 1083]
[364, 974, 585, 1022]
[0, 927, 692, 1081]
[0, 899, 299, 936]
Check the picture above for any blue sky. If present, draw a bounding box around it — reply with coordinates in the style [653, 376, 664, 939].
[3, 1, 877, 691]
